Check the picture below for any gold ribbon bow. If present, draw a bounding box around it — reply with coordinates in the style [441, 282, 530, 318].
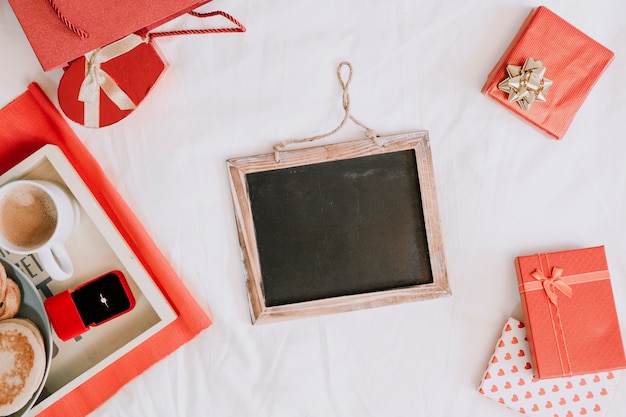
[498, 57, 553, 111]
[78, 34, 146, 128]
[530, 267, 572, 305]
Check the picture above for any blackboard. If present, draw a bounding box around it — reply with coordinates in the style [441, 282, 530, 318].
[228, 131, 449, 324]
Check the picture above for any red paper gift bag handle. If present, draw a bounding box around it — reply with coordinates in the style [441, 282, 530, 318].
[46, 0, 245, 40]
[46, 0, 89, 39]
[149, 10, 246, 38]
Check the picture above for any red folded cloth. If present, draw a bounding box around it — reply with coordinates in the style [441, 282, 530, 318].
[0, 83, 212, 417]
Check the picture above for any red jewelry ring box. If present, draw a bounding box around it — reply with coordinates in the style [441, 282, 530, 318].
[44, 270, 136, 341]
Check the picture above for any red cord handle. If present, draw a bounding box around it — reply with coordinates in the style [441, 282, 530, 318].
[47, 0, 89, 39]
[149, 10, 246, 39]
[46, 1, 246, 41]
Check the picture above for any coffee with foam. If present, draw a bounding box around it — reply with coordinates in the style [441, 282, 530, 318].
[0, 184, 58, 250]
[0, 180, 79, 281]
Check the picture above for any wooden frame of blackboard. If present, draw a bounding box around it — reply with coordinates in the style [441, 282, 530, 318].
[227, 131, 449, 324]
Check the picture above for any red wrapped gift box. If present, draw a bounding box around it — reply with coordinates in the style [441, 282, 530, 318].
[8, 0, 211, 71]
[515, 246, 626, 379]
[482, 6, 614, 139]
[57, 33, 167, 128]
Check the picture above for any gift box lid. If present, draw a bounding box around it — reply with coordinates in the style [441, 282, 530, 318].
[515, 246, 626, 379]
[8, 0, 211, 71]
[482, 6, 614, 139]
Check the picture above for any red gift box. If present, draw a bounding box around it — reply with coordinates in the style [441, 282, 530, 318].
[8, 0, 212, 71]
[57, 33, 167, 128]
[515, 246, 626, 379]
[482, 6, 614, 139]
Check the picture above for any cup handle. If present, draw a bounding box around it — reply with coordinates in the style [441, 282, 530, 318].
[38, 243, 73, 281]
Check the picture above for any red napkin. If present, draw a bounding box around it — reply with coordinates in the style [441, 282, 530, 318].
[0, 83, 212, 417]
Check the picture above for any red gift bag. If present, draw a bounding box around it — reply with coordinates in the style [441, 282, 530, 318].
[8, 0, 215, 71]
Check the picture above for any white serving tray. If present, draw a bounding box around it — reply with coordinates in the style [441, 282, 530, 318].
[0, 144, 177, 415]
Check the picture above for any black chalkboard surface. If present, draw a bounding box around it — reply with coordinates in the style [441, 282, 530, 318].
[228, 131, 449, 324]
[247, 150, 433, 306]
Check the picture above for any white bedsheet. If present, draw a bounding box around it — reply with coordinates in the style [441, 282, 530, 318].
[1, 0, 625, 416]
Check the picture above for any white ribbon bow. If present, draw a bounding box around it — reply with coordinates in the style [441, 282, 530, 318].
[78, 34, 146, 128]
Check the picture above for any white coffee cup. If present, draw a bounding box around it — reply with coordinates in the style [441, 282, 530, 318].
[0, 180, 80, 281]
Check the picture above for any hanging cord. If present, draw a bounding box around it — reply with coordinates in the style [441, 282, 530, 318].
[149, 10, 246, 39]
[273, 62, 380, 163]
[47, 0, 89, 39]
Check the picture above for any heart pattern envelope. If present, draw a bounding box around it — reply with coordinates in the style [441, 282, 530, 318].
[478, 317, 622, 416]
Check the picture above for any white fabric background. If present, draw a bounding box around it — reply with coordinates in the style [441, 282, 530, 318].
[1, 0, 626, 416]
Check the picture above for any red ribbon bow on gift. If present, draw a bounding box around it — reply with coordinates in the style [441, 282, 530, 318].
[530, 267, 573, 305]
